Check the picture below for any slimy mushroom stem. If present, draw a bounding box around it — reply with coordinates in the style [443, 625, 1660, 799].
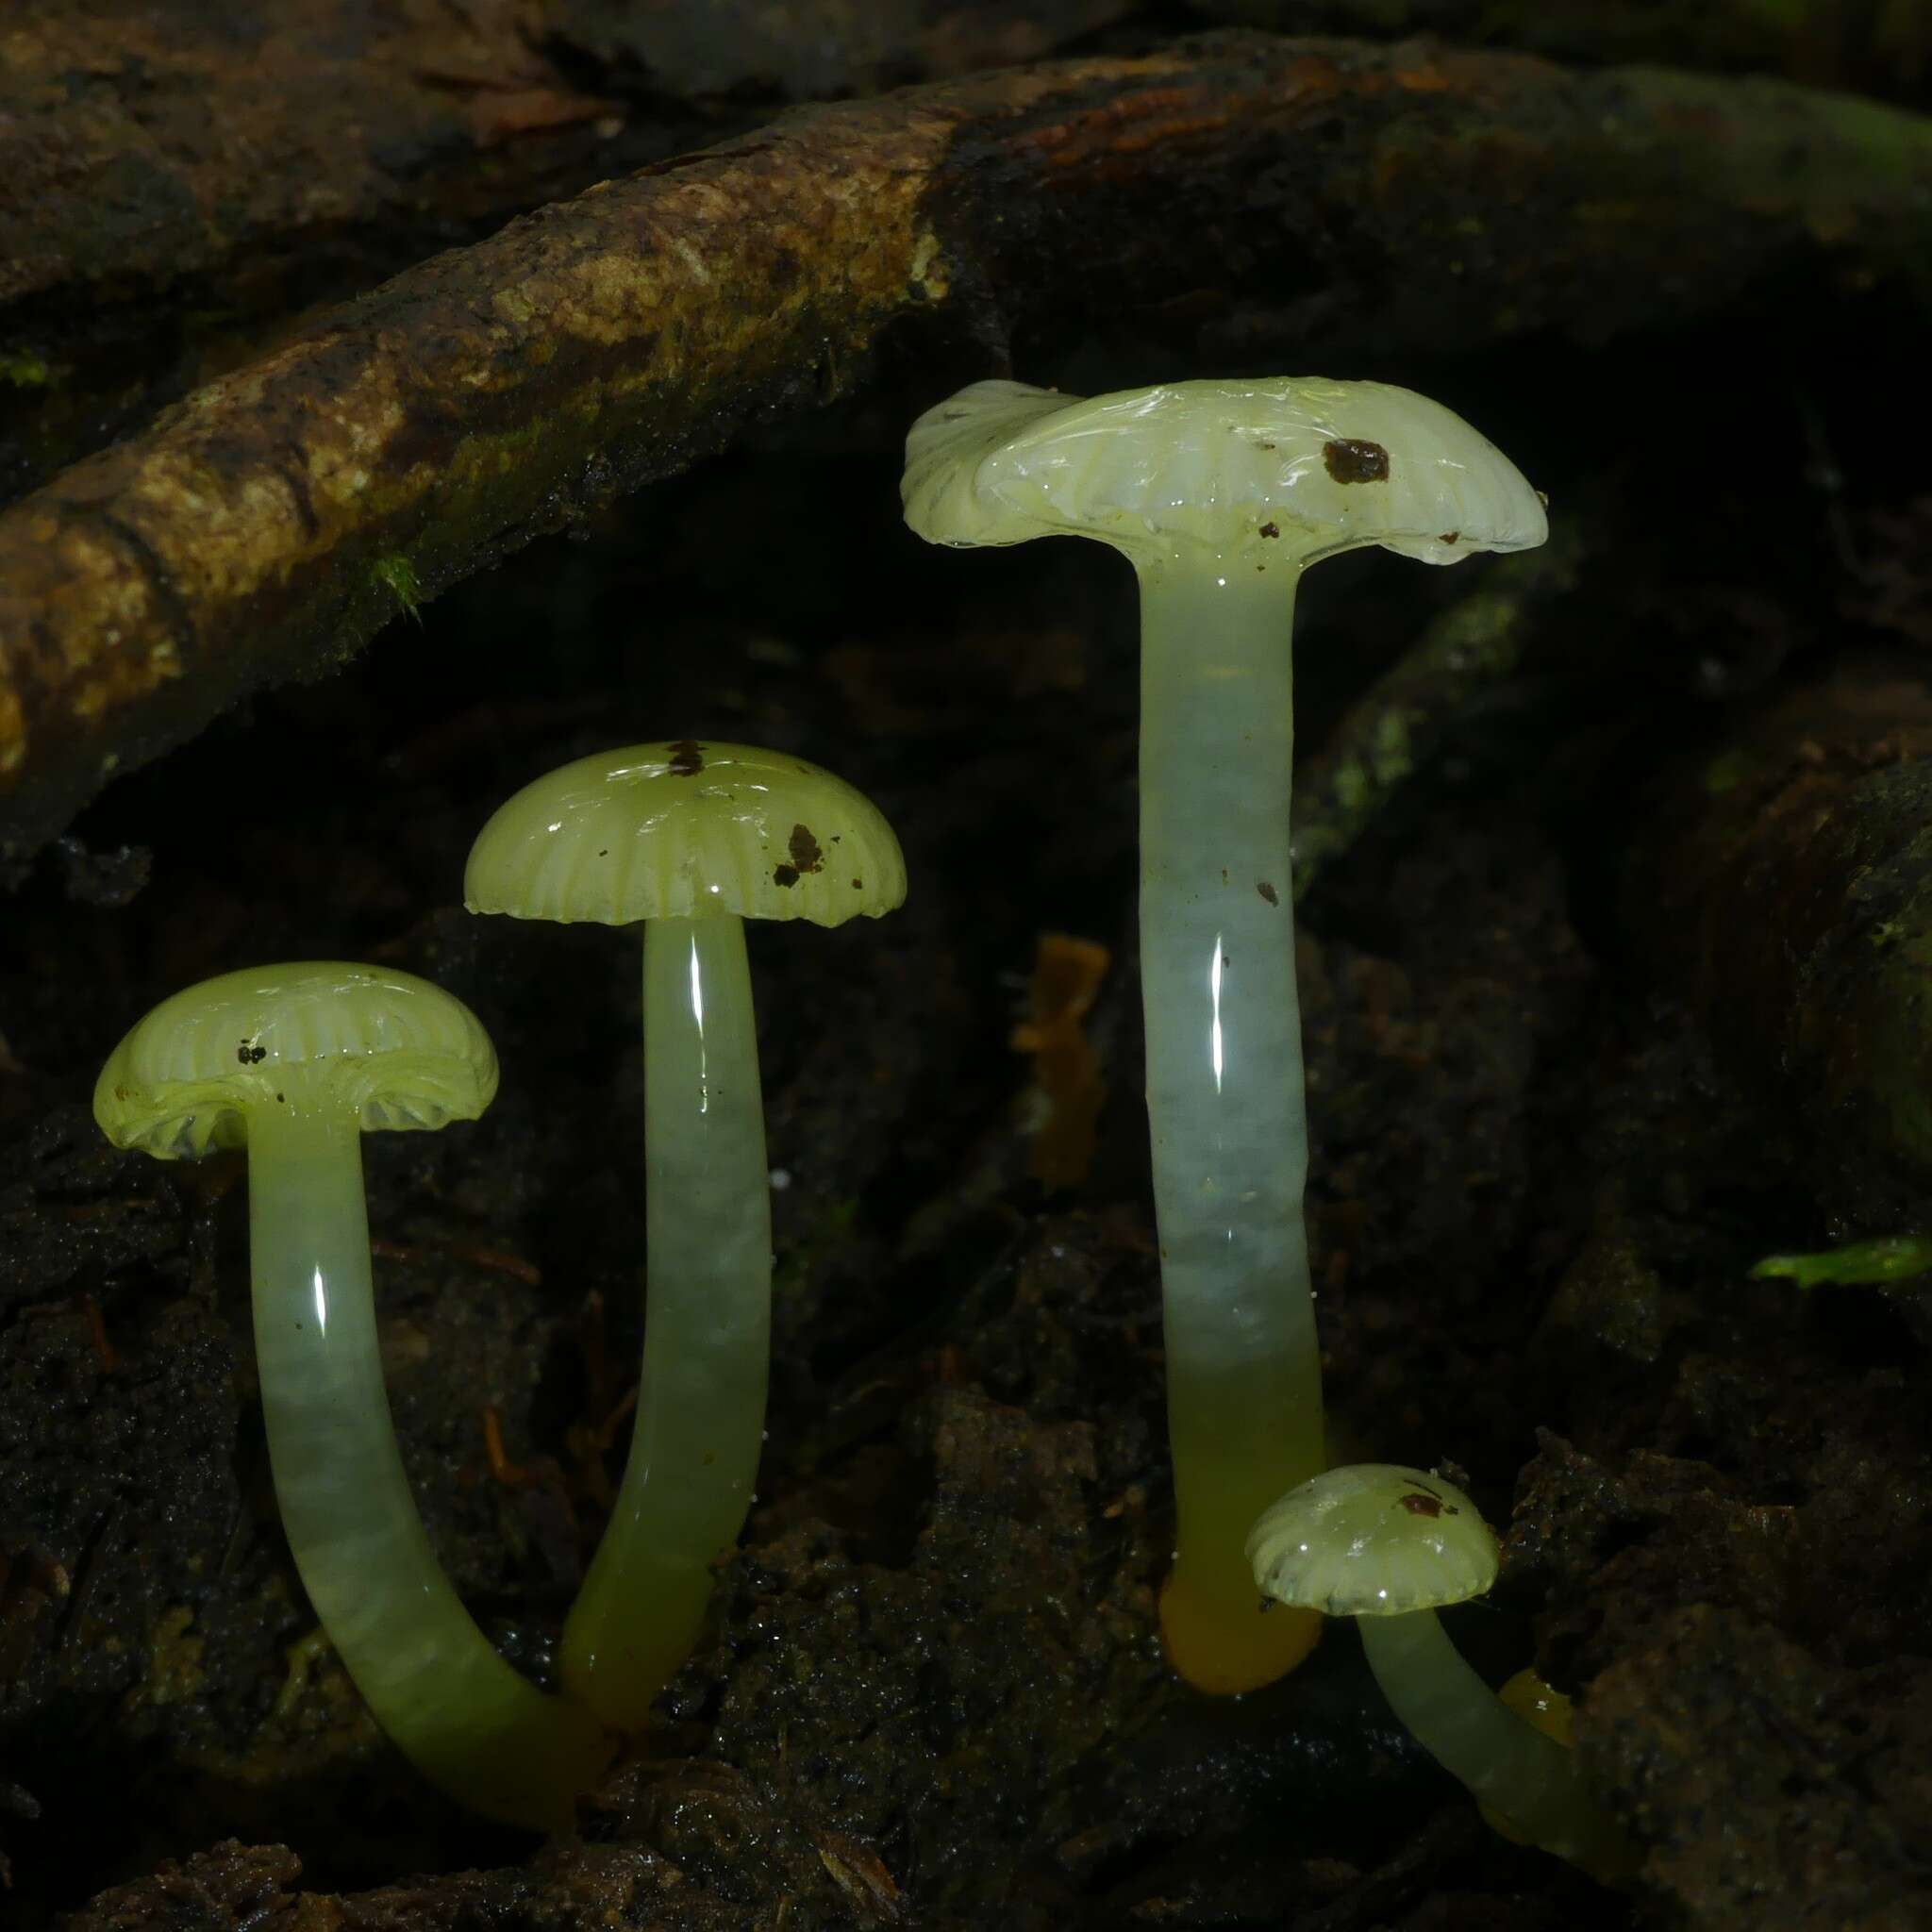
[95, 964, 610, 1830]
[466, 741, 906, 1731]
[597, 908, 772, 1719]
[1356, 1605, 1628, 1874]
[904, 378, 1546, 1692]
[1138, 559, 1319, 1692]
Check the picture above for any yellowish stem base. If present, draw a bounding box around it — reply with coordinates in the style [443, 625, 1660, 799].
[561, 1564, 709, 1735]
[1159, 1569, 1322, 1695]
[1479, 1667, 1576, 1850]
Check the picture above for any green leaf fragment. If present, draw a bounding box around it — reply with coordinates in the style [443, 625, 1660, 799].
[1749, 1234, 1932, 1289]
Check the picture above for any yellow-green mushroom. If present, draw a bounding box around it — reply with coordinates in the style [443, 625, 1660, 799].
[1247, 1464, 1635, 1882]
[904, 377, 1546, 1693]
[465, 740, 906, 1730]
[93, 963, 608, 1830]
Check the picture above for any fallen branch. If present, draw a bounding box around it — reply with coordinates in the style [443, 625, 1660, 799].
[0, 0, 1128, 325]
[0, 3, 611, 325]
[1, 33, 1926, 872]
[0, 0, 1131, 494]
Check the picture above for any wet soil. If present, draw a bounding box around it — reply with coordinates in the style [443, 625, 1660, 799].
[3, 295, 1931, 1929]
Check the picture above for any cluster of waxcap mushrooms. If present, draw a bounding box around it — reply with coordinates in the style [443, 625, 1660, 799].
[92, 375, 1629, 1874]
[94, 745, 907, 1826]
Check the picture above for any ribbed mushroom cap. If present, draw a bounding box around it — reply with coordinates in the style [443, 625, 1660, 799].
[1245, 1464, 1499, 1617]
[465, 741, 907, 927]
[904, 377, 1546, 568]
[94, 963, 498, 1160]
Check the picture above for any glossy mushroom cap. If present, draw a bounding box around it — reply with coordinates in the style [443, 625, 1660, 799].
[464, 740, 907, 927]
[94, 963, 498, 1160]
[903, 377, 1547, 568]
[1245, 1463, 1500, 1617]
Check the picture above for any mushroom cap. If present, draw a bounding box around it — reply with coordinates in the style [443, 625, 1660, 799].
[464, 740, 907, 927]
[94, 962, 498, 1160]
[903, 377, 1547, 568]
[1245, 1463, 1500, 1617]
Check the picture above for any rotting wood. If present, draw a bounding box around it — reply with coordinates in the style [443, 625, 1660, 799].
[0, 1, 615, 325]
[1, 33, 1928, 874]
[0, 0, 1129, 325]
[0, 0, 1134, 495]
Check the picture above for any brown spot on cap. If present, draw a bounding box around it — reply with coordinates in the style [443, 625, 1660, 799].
[1440, 531, 1459, 545]
[1324, 438, 1390, 484]
[238, 1041, 267, 1065]
[667, 740, 705, 777]
[1257, 521, 1279, 540]
[1399, 1491, 1445, 1517]
[773, 865, 800, 889]
[788, 824, 824, 874]
[1257, 881, 1279, 907]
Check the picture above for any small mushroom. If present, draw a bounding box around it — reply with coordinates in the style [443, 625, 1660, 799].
[93, 963, 608, 1830]
[903, 377, 1545, 1692]
[1246, 1464, 1634, 1881]
[466, 741, 906, 1730]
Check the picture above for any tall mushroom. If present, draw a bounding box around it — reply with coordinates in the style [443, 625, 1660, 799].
[466, 740, 906, 1730]
[904, 378, 1546, 1691]
[93, 963, 609, 1829]
[1246, 1463, 1635, 1880]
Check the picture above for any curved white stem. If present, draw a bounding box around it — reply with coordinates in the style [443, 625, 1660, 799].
[1139, 556, 1324, 1690]
[562, 914, 772, 1729]
[1359, 1609, 1636, 1879]
[247, 1085, 608, 1829]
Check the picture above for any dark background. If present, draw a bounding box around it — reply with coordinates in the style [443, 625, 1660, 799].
[2, 7, 1930, 1927]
